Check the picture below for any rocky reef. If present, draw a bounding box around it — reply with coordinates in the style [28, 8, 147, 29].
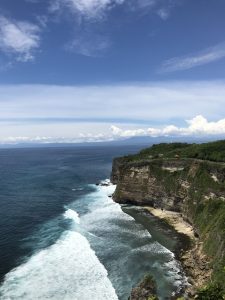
[129, 275, 158, 300]
[111, 141, 225, 299]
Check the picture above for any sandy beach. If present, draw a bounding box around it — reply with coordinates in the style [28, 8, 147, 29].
[144, 206, 212, 298]
[144, 207, 195, 240]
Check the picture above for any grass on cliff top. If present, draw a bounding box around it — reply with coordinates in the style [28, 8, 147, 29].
[119, 140, 225, 163]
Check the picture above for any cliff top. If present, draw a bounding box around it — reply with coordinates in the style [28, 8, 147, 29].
[116, 140, 225, 164]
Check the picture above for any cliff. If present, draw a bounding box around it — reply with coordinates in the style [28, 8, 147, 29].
[111, 141, 225, 297]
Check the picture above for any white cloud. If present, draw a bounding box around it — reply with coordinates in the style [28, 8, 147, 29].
[129, 0, 179, 19]
[51, 0, 125, 19]
[0, 134, 111, 144]
[127, 0, 156, 11]
[157, 8, 170, 20]
[0, 81, 224, 121]
[185, 115, 225, 135]
[111, 125, 146, 137]
[0, 121, 116, 144]
[0, 81, 225, 143]
[50, 0, 178, 20]
[1, 115, 225, 144]
[1, 136, 52, 144]
[0, 15, 41, 62]
[68, 34, 111, 56]
[160, 42, 225, 73]
[48, 0, 180, 56]
[110, 115, 225, 138]
[71, 0, 124, 18]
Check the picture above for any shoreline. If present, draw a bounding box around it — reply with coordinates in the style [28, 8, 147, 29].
[144, 207, 195, 240]
[143, 207, 212, 299]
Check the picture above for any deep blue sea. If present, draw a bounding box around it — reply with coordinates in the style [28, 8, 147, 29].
[0, 145, 186, 300]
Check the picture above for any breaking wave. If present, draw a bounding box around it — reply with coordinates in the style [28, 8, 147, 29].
[64, 208, 80, 224]
[0, 207, 118, 300]
[0, 180, 186, 300]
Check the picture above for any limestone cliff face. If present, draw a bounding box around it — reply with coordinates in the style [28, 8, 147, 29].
[111, 157, 225, 287]
[111, 158, 225, 219]
[111, 158, 191, 211]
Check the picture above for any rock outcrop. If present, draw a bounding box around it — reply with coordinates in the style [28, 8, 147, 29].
[112, 158, 191, 211]
[111, 158, 225, 227]
[111, 143, 225, 298]
[129, 275, 158, 300]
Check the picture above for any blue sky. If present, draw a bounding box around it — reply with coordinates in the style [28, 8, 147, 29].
[0, 0, 225, 143]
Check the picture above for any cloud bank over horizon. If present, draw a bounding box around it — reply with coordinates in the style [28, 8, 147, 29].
[111, 115, 225, 138]
[0, 80, 224, 144]
[0, 81, 224, 120]
[1, 115, 225, 145]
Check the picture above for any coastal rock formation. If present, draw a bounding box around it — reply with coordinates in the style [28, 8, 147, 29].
[111, 142, 225, 298]
[111, 159, 190, 210]
[129, 275, 158, 300]
[180, 241, 212, 295]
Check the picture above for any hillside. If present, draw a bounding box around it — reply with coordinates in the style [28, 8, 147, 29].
[116, 140, 225, 164]
[111, 140, 225, 299]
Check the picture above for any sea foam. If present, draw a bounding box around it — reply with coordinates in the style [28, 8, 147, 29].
[64, 208, 80, 224]
[0, 181, 186, 300]
[0, 214, 118, 300]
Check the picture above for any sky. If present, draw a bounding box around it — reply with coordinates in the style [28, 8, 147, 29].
[0, 0, 225, 144]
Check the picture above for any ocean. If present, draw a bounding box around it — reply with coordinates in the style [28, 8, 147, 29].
[0, 145, 186, 300]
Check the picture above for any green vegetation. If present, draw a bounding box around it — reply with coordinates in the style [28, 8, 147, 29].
[185, 163, 225, 285]
[140, 142, 190, 157]
[195, 283, 225, 299]
[154, 160, 225, 294]
[193, 197, 225, 295]
[119, 140, 225, 163]
[114, 140, 225, 298]
[147, 159, 225, 293]
[141, 275, 159, 300]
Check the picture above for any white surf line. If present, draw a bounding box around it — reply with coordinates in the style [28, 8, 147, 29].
[0, 209, 118, 300]
[64, 208, 80, 224]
